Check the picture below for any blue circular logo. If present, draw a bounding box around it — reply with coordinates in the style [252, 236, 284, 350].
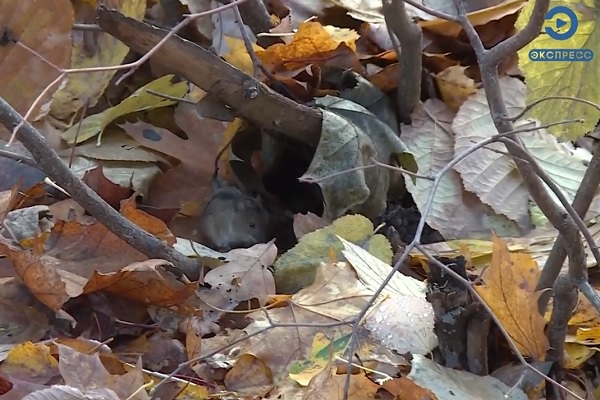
[545, 6, 578, 40]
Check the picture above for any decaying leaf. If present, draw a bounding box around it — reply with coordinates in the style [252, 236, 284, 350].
[0, 201, 195, 311]
[302, 95, 411, 220]
[244, 262, 371, 377]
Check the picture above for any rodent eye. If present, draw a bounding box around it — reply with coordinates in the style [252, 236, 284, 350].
[249, 221, 256, 228]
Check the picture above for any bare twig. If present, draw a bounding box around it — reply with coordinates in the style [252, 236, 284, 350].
[0, 149, 38, 169]
[505, 96, 600, 122]
[72, 23, 103, 31]
[0, 97, 202, 280]
[403, 0, 458, 20]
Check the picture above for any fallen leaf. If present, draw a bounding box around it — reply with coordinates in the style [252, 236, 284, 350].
[0, 0, 73, 121]
[61, 75, 189, 144]
[474, 235, 549, 359]
[50, 0, 146, 121]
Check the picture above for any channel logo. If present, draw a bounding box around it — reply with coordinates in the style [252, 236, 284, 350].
[529, 5, 594, 62]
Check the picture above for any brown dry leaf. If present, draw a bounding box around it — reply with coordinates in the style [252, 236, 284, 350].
[82, 166, 134, 210]
[434, 65, 479, 112]
[0, 201, 192, 311]
[419, 0, 525, 38]
[303, 363, 379, 400]
[382, 377, 438, 399]
[0, 0, 73, 124]
[185, 320, 202, 361]
[121, 120, 226, 208]
[257, 21, 358, 72]
[224, 354, 273, 392]
[474, 235, 549, 359]
[293, 212, 329, 239]
[423, 52, 460, 74]
[84, 259, 198, 308]
[369, 63, 400, 92]
[120, 195, 176, 245]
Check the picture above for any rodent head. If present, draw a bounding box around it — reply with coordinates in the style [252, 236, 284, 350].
[198, 187, 273, 252]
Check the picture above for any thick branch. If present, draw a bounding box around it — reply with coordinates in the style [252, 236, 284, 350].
[0, 97, 201, 281]
[547, 274, 577, 364]
[97, 6, 321, 147]
[382, 0, 422, 124]
[537, 141, 600, 291]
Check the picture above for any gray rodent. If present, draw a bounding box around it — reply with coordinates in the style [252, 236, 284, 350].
[193, 136, 273, 252]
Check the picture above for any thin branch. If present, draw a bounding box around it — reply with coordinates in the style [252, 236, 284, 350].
[0, 149, 39, 169]
[506, 96, 600, 122]
[97, 8, 321, 146]
[0, 97, 202, 280]
[72, 23, 103, 31]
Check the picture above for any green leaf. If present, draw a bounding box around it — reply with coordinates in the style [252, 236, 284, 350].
[274, 214, 392, 294]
